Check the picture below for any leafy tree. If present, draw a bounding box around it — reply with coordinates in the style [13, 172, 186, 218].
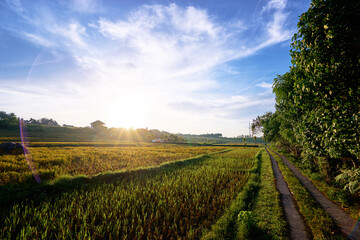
[255, 0, 360, 192]
[259, 112, 281, 143]
[25, 117, 60, 126]
[0, 111, 18, 128]
[290, 0, 360, 162]
[272, 72, 302, 155]
[251, 116, 262, 136]
[38, 118, 60, 126]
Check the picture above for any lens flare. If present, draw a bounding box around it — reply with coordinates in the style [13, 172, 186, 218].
[18, 50, 44, 184]
[19, 119, 41, 183]
[349, 218, 360, 239]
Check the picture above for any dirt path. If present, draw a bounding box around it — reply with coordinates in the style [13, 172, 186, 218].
[272, 150, 360, 240]
[265, 148, 311, 240]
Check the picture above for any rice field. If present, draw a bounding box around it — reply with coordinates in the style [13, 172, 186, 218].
[0, 144, 228, 185]
[0, 147, 259, 239]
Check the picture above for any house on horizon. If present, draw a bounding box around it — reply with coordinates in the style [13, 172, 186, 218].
[152, 139, 164, 143]
[90, 120, 105, 129]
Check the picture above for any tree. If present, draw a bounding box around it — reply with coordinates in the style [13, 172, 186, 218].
[0, 111, 18, 128]
[272, 72, 302, 155]
[290, 0, 360, 161]
[255, 0, 360, 191]
[251, 116, 262, 136]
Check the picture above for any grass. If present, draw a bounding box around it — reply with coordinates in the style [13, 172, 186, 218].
[202, 149, 288, 240]
[274, 147, 360, 221]
[1, 147, 259, 239]
[252, 149, 289, 239]
[269, 148, 345, 240]
[0, 144, 228, 185]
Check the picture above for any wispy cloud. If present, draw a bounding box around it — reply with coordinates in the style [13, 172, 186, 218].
[262, 0, 292, 44]
[55, 22, 88, 48]
[69, 0, 102, 13]
[0, 1, 297, 135]
[256, 82, 273, 89]
[22, 32, 54, 47]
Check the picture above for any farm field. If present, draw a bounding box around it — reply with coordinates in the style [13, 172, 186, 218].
[0, 0, 358, 239]
[0, 143, 228, 185]
[1, 147, 260, 239]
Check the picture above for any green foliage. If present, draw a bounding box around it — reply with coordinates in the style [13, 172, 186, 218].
[270, 149, 345, 239]
[0, 111, 18, 128]
[251, 116, 262, 136]
[336, 168, 360, 194]
[252, 150, 288, 239]
[237, 211, 259, 238]
[257, 112, 281, 143]
[256, 0, 360, 193]
[274, 148, 360, 220]
[25, 117, 59, 126]
[290, 0, 360, 160]
[202, 150, 262, 240]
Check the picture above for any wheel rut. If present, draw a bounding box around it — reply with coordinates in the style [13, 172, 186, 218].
[265, 148, 311, 240]
[271, 150, 360, 240]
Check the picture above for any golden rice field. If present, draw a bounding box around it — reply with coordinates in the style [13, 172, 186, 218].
[0, 143, 228, 185]
[1, 147, 260, 239]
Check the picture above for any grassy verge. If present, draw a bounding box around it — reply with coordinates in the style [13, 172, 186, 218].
[270, 148, 345, 240]
[252, 149, 289, 239]
[203, 149, 288, 239]
[273, 147, 360, 220]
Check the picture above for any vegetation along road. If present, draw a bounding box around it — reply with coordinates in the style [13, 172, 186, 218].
[266, 148, 311, 240]
[270, 149, 360, 240]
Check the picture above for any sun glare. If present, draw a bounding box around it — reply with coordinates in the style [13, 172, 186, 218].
[107, 98, 147, 129]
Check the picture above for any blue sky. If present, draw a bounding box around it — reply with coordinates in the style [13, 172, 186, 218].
[0, 0, 310, 136]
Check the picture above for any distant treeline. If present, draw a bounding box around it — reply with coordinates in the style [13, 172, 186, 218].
[0, 111, 261, 144]
[198, 133, 222, 138]
[0, 111, 60, 128]
[24, 118, 59, 126]
[0, 111, 182, 143]
[180, 133, 264, 144]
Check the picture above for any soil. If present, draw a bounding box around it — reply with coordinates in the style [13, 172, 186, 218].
[271, 150, 360, 240]
[266, 148, 311, 240]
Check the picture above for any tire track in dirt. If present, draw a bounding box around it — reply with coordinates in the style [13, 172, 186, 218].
[272, 150, 360, 240]
[266, 148, 311, 240]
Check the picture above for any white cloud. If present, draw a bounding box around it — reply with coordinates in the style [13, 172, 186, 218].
[69, 0, 101, 13]
[256, 82, 273, 89]
[22, 32, 54, 47]
[261, 0, 292, 46]
[49, 22, 88, 48]
[2, 2, 292, 136]
[5, 0, 24, 14]
[262, 0, 287, 12]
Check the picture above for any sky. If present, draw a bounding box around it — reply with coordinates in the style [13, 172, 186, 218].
[0, 0, 310, 137]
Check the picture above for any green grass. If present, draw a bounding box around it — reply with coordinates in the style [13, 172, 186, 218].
[270, 148, 345, 240]
[252, 149, 289, 239]
[274, 148, 360, 220]
[202, 149, 288, 240]
[1, 148, 259, 239]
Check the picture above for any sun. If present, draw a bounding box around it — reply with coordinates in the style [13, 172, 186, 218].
[107, 97, 147, 129]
